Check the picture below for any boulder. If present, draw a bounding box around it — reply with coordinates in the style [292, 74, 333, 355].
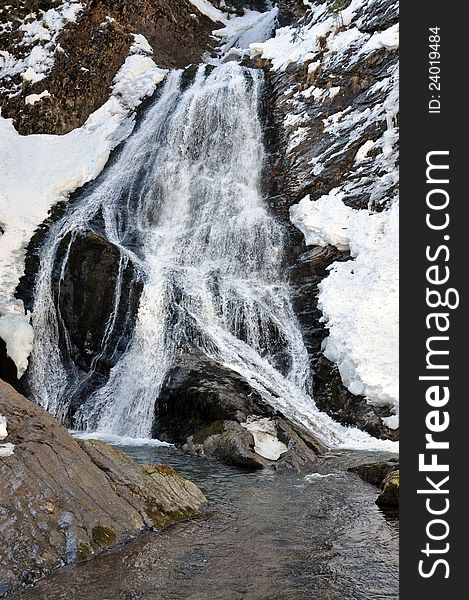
[154, 355, 325, 471]
[0, 380, 206, 597]
[376, 470, 399, 508]
[350, 459, 399, 487]
[349, 460, 399, 509]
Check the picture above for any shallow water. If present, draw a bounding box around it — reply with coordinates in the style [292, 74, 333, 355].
[17, 447, 398, 600]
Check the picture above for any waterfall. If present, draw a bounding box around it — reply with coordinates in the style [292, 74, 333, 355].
[27, 63, 385, 449]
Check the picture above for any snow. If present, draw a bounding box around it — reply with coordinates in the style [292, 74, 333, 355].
[25, 90, 51, 105]
[0, 415, 7, 440]
[291, 195, 399, 422]
[0, 415, 14, 458]
[0, 313, 34, 378]
[0, 54, 168, 377]
[248, 0, 397, 72]
[189, 0, 227, 23]
[213, 8, 278, 55]
[131, 34, 153, 55]
[241, 417, 288, 461]
[354, 139, 375, 163]
[0, 444, 14, 458]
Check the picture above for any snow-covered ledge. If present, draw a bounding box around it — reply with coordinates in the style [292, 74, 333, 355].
[0, 39, 167, 378]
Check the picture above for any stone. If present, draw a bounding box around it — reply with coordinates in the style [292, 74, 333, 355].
[0, 380, 206, 596]
[376, 469, 399, 508]
[350, 459, 399, 487]
[154, 354, 325, 471]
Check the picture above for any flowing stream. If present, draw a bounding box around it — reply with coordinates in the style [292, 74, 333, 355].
[16, 446, 399, 600]
[28, 62, 393, 451]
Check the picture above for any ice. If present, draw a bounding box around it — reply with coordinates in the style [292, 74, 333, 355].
[214, 8, 278, 55]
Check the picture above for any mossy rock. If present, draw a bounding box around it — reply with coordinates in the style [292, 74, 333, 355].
[91, 525, 117, 547]
[78, 542, 91, 561]
[192, 420, 226, 445]
[376, 470, 399, 508]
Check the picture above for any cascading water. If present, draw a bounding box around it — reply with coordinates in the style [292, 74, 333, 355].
[28, 62, 389, 449]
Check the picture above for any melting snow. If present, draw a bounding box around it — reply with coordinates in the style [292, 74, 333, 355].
[0, 1, 83, 97]
[189, 0, 227, 23]
[241, 417, 288, 461]
[291, 195, 399, 423]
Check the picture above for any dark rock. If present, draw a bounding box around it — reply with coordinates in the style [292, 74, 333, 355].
[0, 379, 206, 596]
[350, 459, 399, 487]
[314, 357, 399, 442]
[376, 469, 399, 508]
[55, 229, 142, 372]
[154, 354, 275, 444]
[0, 339, 22, 392]
[154, 354, 324, 471]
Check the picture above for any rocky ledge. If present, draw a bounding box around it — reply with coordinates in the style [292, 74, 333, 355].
[0, 380, 206, 597]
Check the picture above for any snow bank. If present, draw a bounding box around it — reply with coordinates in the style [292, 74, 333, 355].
[0, 313, 34, 378]
[0, 415, 14, 458]
[0, 54, 167, 377]
[241, 417, 288, 461]
[291, 194, 399, 424]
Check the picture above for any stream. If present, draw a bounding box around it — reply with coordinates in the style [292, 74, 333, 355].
[17, 446, 399, 600]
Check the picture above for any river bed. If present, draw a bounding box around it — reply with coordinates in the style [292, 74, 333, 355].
[16, 446, 398, 600]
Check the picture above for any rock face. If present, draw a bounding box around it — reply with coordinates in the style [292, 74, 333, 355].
[154, 355, 325, 471]
[1, 0, 217, 135]
[0, 380, 206, 597]
[257, 0, 399, 440]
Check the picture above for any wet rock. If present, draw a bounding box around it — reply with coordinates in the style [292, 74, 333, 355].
[50, 229, 143, 422]
[376, 469, 399, 508]
[350, 459, 399, 487]
[0, 339, 22, 392]
[154, 355, 324, 471]
[0, 380, 206, 596]
[56, 230, 142, 370]
[349, 459, 399, 508]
